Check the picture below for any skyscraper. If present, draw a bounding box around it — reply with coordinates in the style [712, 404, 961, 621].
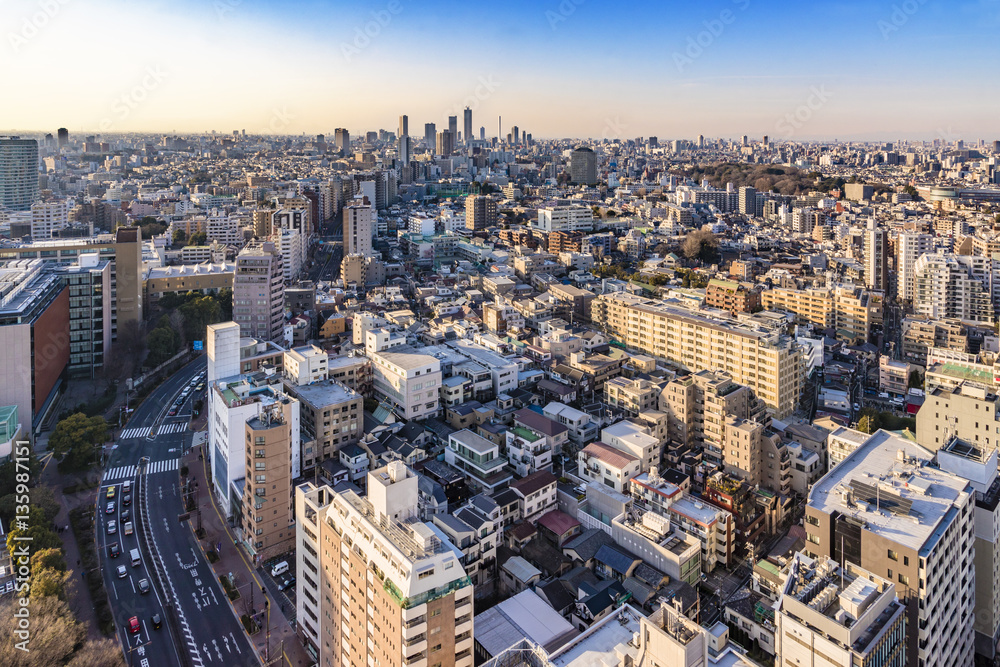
[738, 186, 758, 217]
[233, 242, 285, 341]
[424, 122, 436, 147]
[864, 220, 888, 292]
[448, 115, 458, 143]
[397, 135, 410, 165]
[343, 198, 374, 257]
[56, 128, 68, 148]
[569, 146, 597, 185]
[333, 128, 350, 156]
[896, 232, 934, 302]
[295, 462, 474, 667]
[436, 130, 454, 157]
[398, 114, 408, 139]
[463, 107, 473, 146]
[0, 137, 39, 211]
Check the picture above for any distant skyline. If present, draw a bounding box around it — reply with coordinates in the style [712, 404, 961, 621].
[2, 0, 999, 141]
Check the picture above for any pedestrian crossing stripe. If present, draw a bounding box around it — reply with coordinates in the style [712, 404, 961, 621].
[157, 422, 187, 435]
[102, 459, 178, 482]
[120, 426, 152, 439]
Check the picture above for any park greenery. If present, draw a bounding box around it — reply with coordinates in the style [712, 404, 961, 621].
[48, 412, 108, 472]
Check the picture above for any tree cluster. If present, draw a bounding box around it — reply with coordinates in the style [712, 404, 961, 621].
[48, 413, 108, 472]
[682, 229, 719, 263]
[137, 216, 167, 240]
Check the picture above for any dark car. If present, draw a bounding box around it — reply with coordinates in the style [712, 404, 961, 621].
[151, 614, 162, 630]
[122, 494, 131, 506]
[120, 509, 131, 523]
[279, 576, 296, 591]
[109, 543, 120, 558]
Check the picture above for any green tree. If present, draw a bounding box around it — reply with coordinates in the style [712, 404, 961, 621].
[179, 295, 223, 342]
[908, 369, 923, 389]
[49, 413, 108, 471]
[172, 228, 188, 246]
[30, 548, 71, 600]
[189, 231, 208, 246]
[137, 217, 167, 240]
[6, 506, 62, 558]
[857, 407, 882, 435]
[146, 326, 180, 367]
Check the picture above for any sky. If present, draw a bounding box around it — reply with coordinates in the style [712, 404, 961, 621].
[2, 0, 999, 141]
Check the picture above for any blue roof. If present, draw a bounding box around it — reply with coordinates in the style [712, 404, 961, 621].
[594, 545, 638, 576]
[527, 405, 545, 415]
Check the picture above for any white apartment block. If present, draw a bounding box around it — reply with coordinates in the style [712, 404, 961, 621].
[578, 441, 641, 493]
[275, 227, 306, 282]
[536, 205, 595, 233]
[913, 253, 997, 324]
[367, 329, 442, 420]
[283, 345, 328, 385]
[805, 430, 975, 667]
[205, 212, 243, 245]
[896, 232, 934, 302]
[30, 200, 69, 240]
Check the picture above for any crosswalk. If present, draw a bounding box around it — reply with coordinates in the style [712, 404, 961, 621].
[120, 426, 152, 439]
[102, 459, 179, 482]
[157, 422, 187, 435]
[119, 422, 186, 440]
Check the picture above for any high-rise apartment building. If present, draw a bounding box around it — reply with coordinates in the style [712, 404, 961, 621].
[436, 130, 454, 157]
[569, 147, 597, 185]
[805, 431, 975, 667]
[775, 553, 906, 667]
[295, 463, 474, 667]
[738, 186, 758, 217]
[535, 205, 595, 233]
[56, 128, 68, 148]
[864, 220, 889, 292]
[465, 195, 497, 231]
[463, 107, 472, 146]
[343, 197, 374, 256]
[424, 123, 436, 148]
[0, 137, 39, 211]
[398, 114, 408, 139]
[233, 242, 285, 341]
[592, 292, 802, 417]
[896, 232, 935, 302]
[913, 253, 996, 323]
[334, 128, 350, 156]
[30, 200, 68, 240]
[762, 285, 882, 344]
[448, 116, 458, 143]
[242, 399, 297, 560]
[206, 321, 241, 383]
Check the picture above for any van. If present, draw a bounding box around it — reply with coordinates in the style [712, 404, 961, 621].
[123, 480, 132, 494]
[878, 392, 889, 399]
[271, 561, 289, 577]
[130, 548, 141, 567]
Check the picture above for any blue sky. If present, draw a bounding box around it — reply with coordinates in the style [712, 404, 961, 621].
[2, 0, 998, 140]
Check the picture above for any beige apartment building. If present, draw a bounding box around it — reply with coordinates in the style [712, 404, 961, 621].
[901, 317, 970, 367]
[916, 382, 1000, 452]
[592, 292, 802, 418]
[761, 285, 881, 344]
[605, 377, 663, 415]
[241, 400, 296, 560]
[295, 462, 474, 667]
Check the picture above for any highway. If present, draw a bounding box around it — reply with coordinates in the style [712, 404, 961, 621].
[97, 356, 259, 667]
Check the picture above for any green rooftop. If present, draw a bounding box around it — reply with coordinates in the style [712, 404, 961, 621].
[511, 425, 541, 442]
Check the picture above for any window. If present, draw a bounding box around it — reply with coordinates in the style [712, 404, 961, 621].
[898, 573, 909, 586]
[888, 549, 898, 561]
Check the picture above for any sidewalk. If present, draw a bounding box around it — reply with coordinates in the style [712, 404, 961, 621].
[183, 437, 314, 667]
[41, 457, 104, 642]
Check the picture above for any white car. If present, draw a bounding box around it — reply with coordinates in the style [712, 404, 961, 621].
[107, 520, 117, 535]
[117, 565, 127, 579]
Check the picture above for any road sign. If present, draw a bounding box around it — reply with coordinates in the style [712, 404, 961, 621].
[193, 340, 204, 351]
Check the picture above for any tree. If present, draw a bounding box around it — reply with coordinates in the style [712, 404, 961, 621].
[30, 548, 71, 600]
[179, 295, 223, 342]
[67, 639, 126, 667]
[682, 229, 719, 263]
[172, 228, 188, 246]
[49, 413, 108, 471]
[6, 506, 62, 558]
[189, 231, 208, 246]
[857, 408, 882, 435]
[146, 326, 180, 367]
[137, 217, 167, 240]
[908, 369, 923, 389]
[857, 415, 876, 435]
[0, 596, 84, 666]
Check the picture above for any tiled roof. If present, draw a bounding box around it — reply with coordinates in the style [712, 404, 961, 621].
[581, 441, 639, 469]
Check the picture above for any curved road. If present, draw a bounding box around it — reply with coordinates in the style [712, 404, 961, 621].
[97, 356, 259, 667]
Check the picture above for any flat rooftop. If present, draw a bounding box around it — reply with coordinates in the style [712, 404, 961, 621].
[289, 378, 359, 407]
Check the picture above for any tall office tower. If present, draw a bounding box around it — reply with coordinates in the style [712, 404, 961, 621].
[775, 553, 906, 667]
[333, 128, 350, 156]
[206, 321, 241, 383]
[343, 198, 374, 256]
[465, 194, 497, 231]
[242, 399, 299, 560]
[804, 431, 975, 667]
[697, 134, 705, 148]
[864, 220, 889, 292]
[114, 226, 144, 332]
[569, 146, 597, 185]
[912, 253, 996, 323]
[233, 242, 285, 342]
[56, 128, 68, 148]
[295, 463, 474, 667]
[436, 130, 454, 157]
[762, 134, 769, 146]
[896, 232, 935, 302]
[737, 186, 757, 216]
[741, 134, 749, 146]
[511, 126, 519, 145]
[398, 114, 408, 139]
[397, 135, 411, 165]
[463, 107, 473, 146]
[424, 122, 436, 147]
[0, 137, 40, 211]
[448, 115, 458, 142]
[480, 126, 485, 141]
